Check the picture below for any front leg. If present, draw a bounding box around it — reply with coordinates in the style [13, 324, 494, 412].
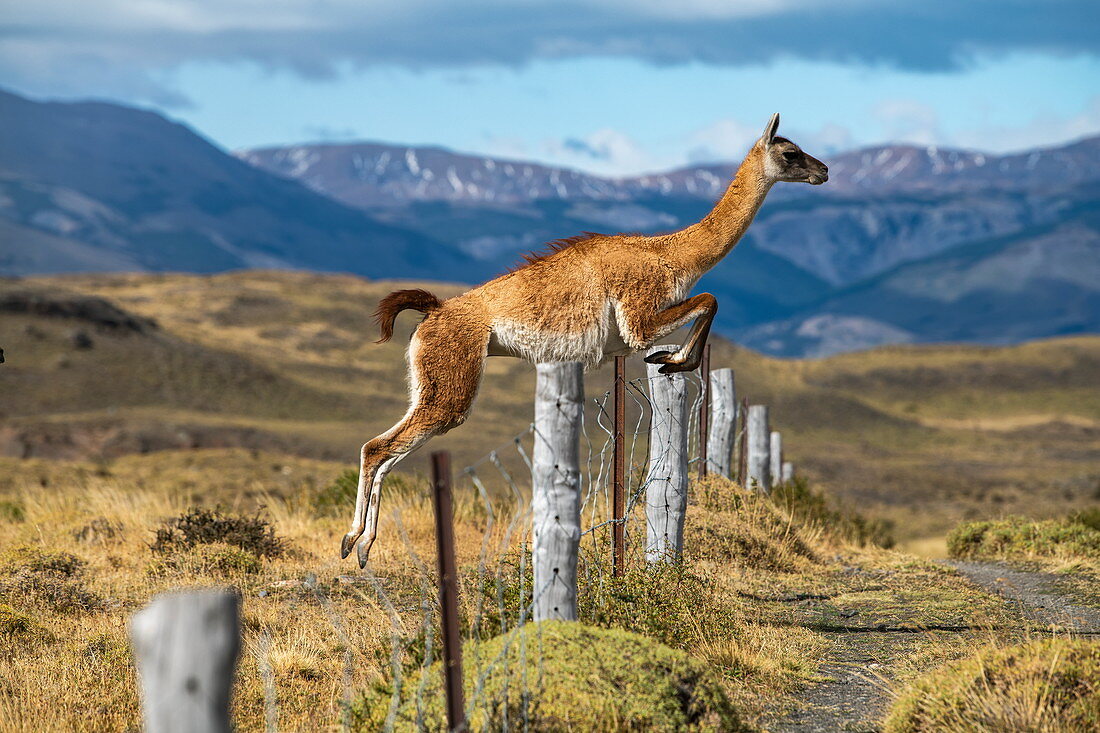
[644, 296, 717, 373]
[618, 293, 718, 373]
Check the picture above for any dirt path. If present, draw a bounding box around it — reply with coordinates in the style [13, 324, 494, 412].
[948, 560, 1100, 633]
[772, 631, 905, 733]
[771, 559, 1100, 732]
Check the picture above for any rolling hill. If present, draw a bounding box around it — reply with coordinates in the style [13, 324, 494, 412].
[2, 270, 1097, 544]
[0, 88, 473, 280]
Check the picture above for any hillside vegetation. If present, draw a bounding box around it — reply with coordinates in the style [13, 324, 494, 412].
[1, 270, 1098, 545]
[0, 450, 1038, 731]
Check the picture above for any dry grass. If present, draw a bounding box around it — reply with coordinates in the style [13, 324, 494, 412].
[0, 447, 930, 731]
[884, 637, 1100, 732]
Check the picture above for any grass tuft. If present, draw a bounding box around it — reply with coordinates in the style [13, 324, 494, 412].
[884, 637, 1100, 732]
[351, 621, 748, 732]
[770, 476, 895, 548]
[146, 541, 263, 577]
[0, 500, 25, 523]
[0, 547, 102, 612]
[947, 515, 1100, 560]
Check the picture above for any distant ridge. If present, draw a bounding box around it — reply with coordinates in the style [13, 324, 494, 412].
[3, 84, 1097, 356]
[0, 88, 474, 281]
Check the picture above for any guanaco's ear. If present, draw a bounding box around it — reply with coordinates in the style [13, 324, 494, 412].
[762, 113, 780, 146]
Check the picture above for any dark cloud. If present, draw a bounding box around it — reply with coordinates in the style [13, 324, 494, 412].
[2, 1, 1097, 103]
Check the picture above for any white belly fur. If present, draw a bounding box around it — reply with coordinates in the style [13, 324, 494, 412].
[487, 300, 630, 367]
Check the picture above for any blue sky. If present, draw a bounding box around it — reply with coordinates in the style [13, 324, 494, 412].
[3, 1, 1099, 175]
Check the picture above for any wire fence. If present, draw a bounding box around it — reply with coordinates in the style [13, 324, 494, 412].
[131, 345, 791, 731]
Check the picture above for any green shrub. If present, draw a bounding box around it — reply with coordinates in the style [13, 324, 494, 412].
[151, 507, 284, 558]
[471, 547, 741, 654]
[0, 500, 25, 523]
[311, 468, 423, 517]
[770, 476, 895, 548]
[1070, 507, 1100, 533]
[947, 516, 1100, 560]
[0, 547, 86, 577]
[884, 638, 1100, 732]
[351, 621, 747, 732]
[579, 560, 742, 650]
[0, 604, 52, 642]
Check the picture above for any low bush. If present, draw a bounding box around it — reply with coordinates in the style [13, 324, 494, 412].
[0, 547, 102, 613]
[0, 604, 52, 642]
[884, 637, 1100, 732]
[351, 621, 747, 732]
[947, 515, 1100, 560]
[146, 541, 263, 577]
[151, 507, 285, 559]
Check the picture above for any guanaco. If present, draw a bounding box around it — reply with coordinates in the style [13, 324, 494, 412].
[342, 113, 828, 565]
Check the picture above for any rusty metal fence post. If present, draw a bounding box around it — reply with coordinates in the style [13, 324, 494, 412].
[431, 451, 467, 733]
[698, 343, 711, 478]
[612, 355, 626, 578]
[737, 396, 749, 485]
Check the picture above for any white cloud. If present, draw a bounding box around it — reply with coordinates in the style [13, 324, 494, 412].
[951, 95, 1100, 152]
[542, 128, 655, 176]
[871, 99, 941, 145]
[684, 118, 761, 164]
[2, 0, 1096, 107]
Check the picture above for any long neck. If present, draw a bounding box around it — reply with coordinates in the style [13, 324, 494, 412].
[680, 147, 773, 272]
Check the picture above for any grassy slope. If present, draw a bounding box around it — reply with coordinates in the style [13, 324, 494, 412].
[0, 451, 1037, 731]
[2, 270, 1099, 544]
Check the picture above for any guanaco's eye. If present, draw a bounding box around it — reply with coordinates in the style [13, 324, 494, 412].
[782, 151, 799, 161]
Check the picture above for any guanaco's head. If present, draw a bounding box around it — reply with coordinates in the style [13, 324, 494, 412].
[758, 113, 828, 185]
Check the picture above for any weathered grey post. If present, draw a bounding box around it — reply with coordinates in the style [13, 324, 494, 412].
[770, 431, 783, 486]
[781, 461, 795, 484]
[706, 368, 736, 478]
[746, 405, 772, 492]
[645, 344, 689, 563]
[532, 362, 583, 621]
[130, 589, 241, 733]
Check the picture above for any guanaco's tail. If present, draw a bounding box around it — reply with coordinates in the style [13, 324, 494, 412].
[374, 288, 443, 343]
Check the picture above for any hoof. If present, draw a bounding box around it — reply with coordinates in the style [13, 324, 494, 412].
[644, 350, 677, 365]
[340, 532, 360, 559]
[660, 359, 699, 374]
[356, 536, 376, 568]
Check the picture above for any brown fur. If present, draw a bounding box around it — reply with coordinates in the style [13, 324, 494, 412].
[341, 114, 829, 566]
[373, 288, 442, 343]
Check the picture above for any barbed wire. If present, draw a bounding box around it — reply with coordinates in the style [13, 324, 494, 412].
[309, 360, 730, 727]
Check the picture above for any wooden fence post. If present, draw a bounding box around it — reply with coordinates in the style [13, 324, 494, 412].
[781, 461, 795, 484]
[769, 431, 783, 488]
[431, 451, 466, 732]
[706, 368, 736, 478]
[612, 355, 626, 578]
[644, 345, 689, 563]
[130, 589, 241, 733]
[532, 362, 583, 621]
[746, 405, 771, 492]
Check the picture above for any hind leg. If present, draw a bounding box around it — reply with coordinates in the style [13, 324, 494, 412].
[341, 322, 488, 566]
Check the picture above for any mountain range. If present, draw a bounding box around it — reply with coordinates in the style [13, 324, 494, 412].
[2, 87, 1097, 356]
